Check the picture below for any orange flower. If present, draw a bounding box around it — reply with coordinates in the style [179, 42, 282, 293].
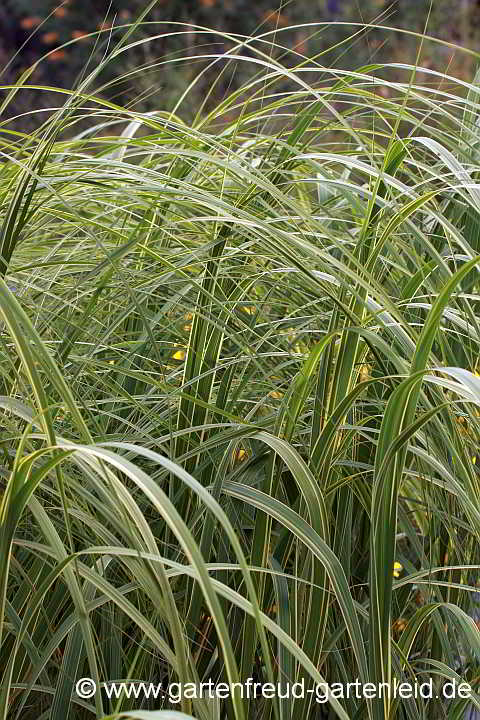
[262, 9, 289, 27]
[42, 31, 59, 45]
[119, 9, 131, 19]
[199, 0, 215, 6]
[20, 16, 42, 30]
[72, 30, 88, 39]
[294, 31, 308, 55]
[53, 7, 67, 18]
[48, 50, 66, 61]
[98, 21, 112, 31]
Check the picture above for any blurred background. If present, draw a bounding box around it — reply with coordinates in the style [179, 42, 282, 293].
[0, 0, 479, 132]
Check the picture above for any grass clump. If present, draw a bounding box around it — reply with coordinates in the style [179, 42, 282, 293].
[1, 9, 480, 720]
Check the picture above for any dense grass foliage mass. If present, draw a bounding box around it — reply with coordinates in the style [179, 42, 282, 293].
[1, 15, 480, 720]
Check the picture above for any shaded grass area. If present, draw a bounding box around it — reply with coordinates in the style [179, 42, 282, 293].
[1, 12, 480, 720]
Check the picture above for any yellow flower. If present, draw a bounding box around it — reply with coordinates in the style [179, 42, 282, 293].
[172, 350, 186, 361]
[240, 305, 256, 315]
[455, 415, 468, 436]
[393, 561, 403, 578]
[359, 364, 371, 383]
[233, 448, 247, 463]
[268, 390, 283, 399]
[392, 617, 408, 634]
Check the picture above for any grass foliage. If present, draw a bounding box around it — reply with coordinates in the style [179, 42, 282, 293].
[1, 9, 480, 720]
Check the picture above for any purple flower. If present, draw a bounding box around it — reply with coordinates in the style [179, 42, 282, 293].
[327, 0, 340, 15]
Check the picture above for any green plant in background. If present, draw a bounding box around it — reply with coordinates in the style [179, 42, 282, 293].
[1, 4, 480, 720]
[1, 0, 480, 133]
